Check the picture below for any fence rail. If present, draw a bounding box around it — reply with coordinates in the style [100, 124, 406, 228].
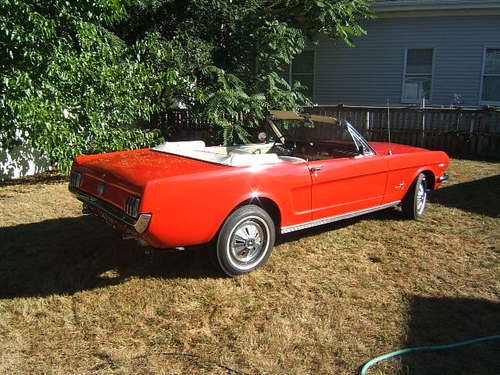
[305, 105, 500, 158]
[157, 105, 500, 158]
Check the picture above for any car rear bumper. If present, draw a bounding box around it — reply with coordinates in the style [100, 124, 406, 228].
[69, 187, 151, 234]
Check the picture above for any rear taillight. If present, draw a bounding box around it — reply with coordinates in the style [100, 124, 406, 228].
[125, 196, 141, 218]
[69, 172, 82, 188]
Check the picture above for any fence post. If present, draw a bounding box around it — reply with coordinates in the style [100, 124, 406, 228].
[477, 107, 495, 157]
[363, 110, 371, 140]
[421, 98, 426, 147]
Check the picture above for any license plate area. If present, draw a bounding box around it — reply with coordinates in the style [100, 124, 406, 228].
[86, 204, 133, 235]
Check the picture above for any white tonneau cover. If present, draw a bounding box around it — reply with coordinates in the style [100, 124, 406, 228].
[153, 141, 283, 167]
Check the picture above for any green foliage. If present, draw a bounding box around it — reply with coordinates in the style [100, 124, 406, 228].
[1, 0, 167, 172]
[1, 0, 372, 172]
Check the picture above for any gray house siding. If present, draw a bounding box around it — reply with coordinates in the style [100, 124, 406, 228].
[313, 15, 500, 107]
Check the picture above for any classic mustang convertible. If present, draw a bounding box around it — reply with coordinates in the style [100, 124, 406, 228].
[69, 110, 449, 276]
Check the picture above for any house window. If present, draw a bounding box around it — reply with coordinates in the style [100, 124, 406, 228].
[402, 49, 434, 104]
[286, 50, 315, 100]
[481, 48, 500, 104]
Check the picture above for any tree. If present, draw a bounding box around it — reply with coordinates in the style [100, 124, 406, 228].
[0, 0, 371, 172]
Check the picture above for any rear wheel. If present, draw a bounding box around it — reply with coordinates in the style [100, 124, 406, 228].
[402, 173, 427, 220]
[216, 205, 275, 277]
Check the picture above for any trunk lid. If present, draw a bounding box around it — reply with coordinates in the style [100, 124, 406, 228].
[72, 148, 227, 210]
[76, 148, 226, 186]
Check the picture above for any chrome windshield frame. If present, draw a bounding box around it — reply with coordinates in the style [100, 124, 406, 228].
[267, 110, 376, 156]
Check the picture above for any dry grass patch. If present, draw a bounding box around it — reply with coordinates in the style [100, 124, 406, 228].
[0, 159, 499, 374]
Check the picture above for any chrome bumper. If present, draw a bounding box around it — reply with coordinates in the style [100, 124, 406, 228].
[69, 187, 151, 234]
[438, 173, 449, 183]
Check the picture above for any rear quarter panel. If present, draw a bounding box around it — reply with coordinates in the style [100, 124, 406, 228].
[141, 162, 312, 248]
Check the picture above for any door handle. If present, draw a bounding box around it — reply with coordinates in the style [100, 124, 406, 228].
[309, 165, 323, 174]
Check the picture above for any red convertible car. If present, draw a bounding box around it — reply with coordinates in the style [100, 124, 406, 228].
[69, 110, 449, 276]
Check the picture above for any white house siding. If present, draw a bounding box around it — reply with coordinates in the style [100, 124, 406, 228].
[0, 133, 50, 180]
[314, 15, 500, 107]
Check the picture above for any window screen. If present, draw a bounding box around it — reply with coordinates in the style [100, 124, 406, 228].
[482, 49, 500, 103]
[284, 51, 315, 100]
[402, 49, 434, 104]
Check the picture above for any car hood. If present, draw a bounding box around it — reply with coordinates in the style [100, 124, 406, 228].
[369, 142, 426, 155]
[75, 148, 228, 188]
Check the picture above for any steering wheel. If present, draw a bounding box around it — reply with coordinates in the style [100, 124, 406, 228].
[270, 139, 296, 156]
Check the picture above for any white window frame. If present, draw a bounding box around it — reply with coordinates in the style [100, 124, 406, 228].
[286, 49, 316, 102]
[401, 48, 435, 105]
[479, 46, 500, 106]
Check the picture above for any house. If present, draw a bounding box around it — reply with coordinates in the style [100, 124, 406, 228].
[285, 0, 500, 107]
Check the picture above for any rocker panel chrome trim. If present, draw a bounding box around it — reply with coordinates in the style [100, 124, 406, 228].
[281, 201, 401, 234]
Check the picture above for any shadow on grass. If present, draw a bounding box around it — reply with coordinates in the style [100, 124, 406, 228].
[0, 215, 220, 299]
[0, 171, 67, 187]
[399, 296, 500, 375]
[431, 175, 500, 218]
[1, 207, 403, 299]
[2, 171, 498, 298]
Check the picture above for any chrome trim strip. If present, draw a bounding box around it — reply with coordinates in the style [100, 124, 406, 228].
[69, 187, 151, 233]
[281, 201, 401, 234]
[346, 121, 376, 156]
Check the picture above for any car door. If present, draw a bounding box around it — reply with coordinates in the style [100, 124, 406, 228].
[309, 156, 388, 220]
[308, 127, 388, 220]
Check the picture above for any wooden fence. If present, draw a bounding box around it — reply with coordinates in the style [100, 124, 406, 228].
[304, 105, 500, 158]
[156, 105, 500, 158]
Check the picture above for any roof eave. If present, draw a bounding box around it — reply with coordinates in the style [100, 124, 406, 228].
[373, 1, 500, 13]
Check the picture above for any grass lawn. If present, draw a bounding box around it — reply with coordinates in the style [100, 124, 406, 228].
[0, 158, 499, 375]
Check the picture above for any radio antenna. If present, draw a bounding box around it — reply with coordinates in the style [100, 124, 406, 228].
[386, 98, 393, 155]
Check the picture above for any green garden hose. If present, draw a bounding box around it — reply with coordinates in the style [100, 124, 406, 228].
[359, 334, 500, 375]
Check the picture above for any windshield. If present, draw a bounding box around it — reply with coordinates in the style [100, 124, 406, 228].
[265, 111, 373, 160]
[271, 118, 353, 144]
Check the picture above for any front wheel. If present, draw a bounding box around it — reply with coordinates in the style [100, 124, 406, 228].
[216, 205, 275, 277]
[402, 173, 427, 220]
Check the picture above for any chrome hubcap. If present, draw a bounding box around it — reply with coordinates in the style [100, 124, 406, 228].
[416, 181, 427, 215]
[229, 219, 267, 266]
